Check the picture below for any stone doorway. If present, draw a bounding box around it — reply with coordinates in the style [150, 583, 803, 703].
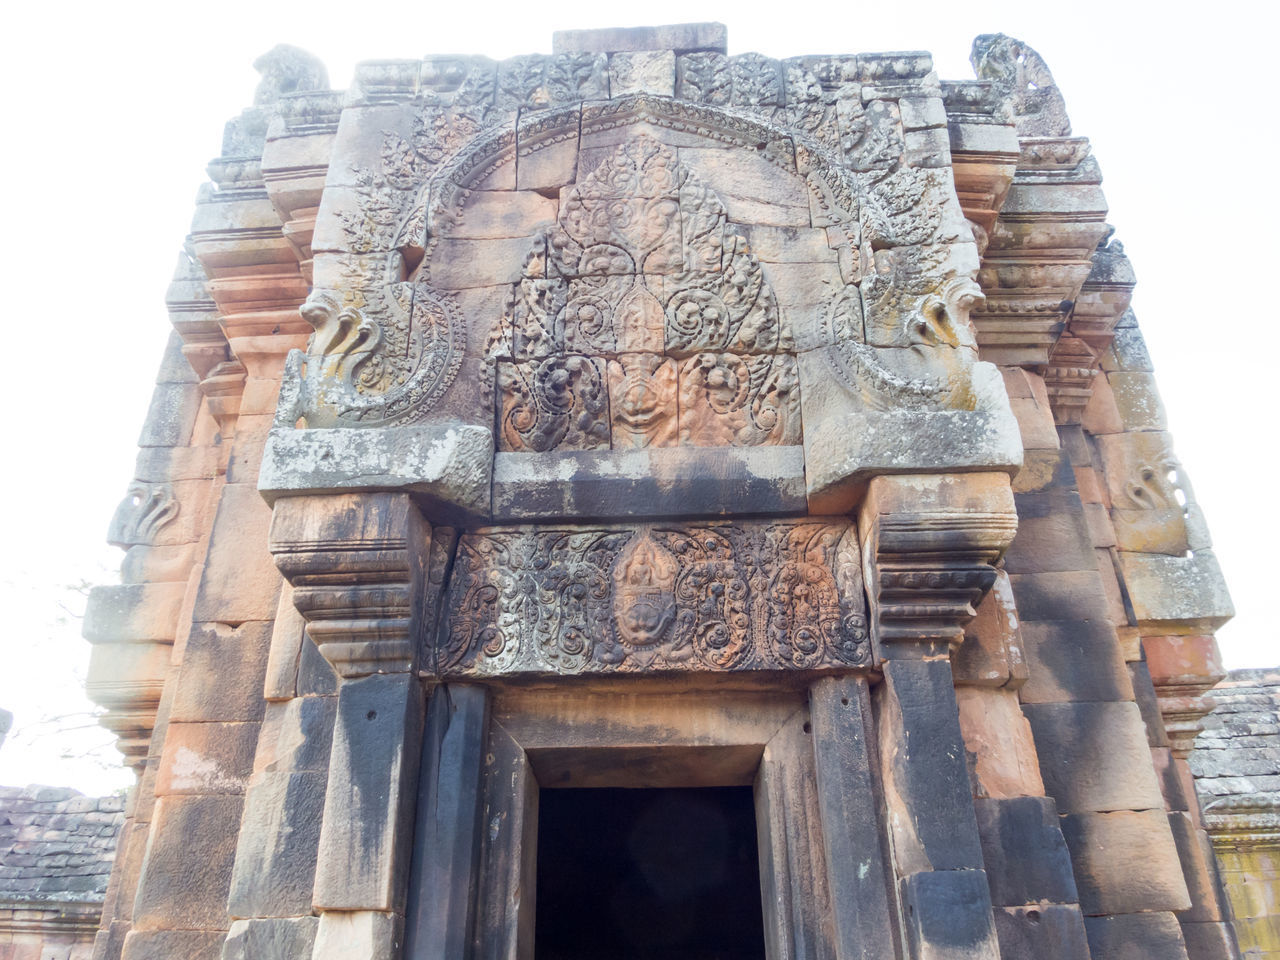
[534, 786, 766, 960]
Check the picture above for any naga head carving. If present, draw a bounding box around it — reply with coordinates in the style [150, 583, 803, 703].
[301, 291, 382, 383]
[970, 33, 1071, 137]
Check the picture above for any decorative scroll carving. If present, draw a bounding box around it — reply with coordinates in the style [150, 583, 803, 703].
[283, 85, 980, 430]
[441, 519, 870, 676]
[277, 282, 465, 428]
[487, 136, 798, 451]
[107, 482, 179, 548]
[970, 34, 1071, 138]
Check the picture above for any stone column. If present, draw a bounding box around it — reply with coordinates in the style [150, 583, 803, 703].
[268, 492, 434, 960]
[859, 472, 1018, 960]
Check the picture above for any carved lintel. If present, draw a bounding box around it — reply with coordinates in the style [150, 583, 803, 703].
[859, 473, 1017, 657]
[268, 492, 437, 678]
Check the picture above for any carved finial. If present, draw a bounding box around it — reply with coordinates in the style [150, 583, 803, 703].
[969, 34, 1071, 137]
[252, 44, 329, 106]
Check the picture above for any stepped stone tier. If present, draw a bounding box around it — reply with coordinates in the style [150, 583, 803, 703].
[76, 23, 1241, 960]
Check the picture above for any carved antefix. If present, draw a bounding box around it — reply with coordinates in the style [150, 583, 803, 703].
[440, 519, 869, 676]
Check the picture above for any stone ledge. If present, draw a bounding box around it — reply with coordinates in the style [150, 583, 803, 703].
[258, 422, 492, 521]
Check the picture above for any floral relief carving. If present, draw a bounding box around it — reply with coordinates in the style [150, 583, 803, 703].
[441, 520, 870, 676]
[488, 135, 795, 451]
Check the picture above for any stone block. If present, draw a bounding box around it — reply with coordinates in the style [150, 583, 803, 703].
[225, 414, 275, 485]
[311, 910, 403, 960]
[900, 870, 1001, 960]
[1005, 570, 1109, 622]
[1118, 551, 1234, 631]
[1101, 323, 1154, 373]
[257, 423, 492, 520]
[1012, 449, 1072, 495]
[263, 585, 304, 701]
[1128, 661, 1171, 748]
[903, 126, 952, 168]
[1060, 809, 1191, 915]
[137, 382, 202, 448]
[1108, 372, 1168, 431]
[492, 445, 806, 522]
[154, 721, 258, 796]
[1083, 912, 1189, 960]
[973, 796, 1078, 906]
[1143, 635, 1225, 688]
[553, 22, 727, 54]
[1017, 620, 1134, 703]
[992, 904, 1090, 960]
[435, 189, 557, 239]
[609, 50, 675, 97]
[678, 148, 809, 227]
[314, 674, 423, 912]
[1083, 501, 1116, 547]
[1179, 921, 1239, 960]
[424, 236, 543, 289]
[1080, 371, 1123, 435]
[516, 132, 579, 193]
[297, 636, 339, 697]
[1004, 498, 1095, 574]
[878, 660, 985, 873]
[83, 583, 187, 644]
[221, 917, 318, 960]
[900, 96, 947, 130]
[744, 225, 835, 264]
[171, 621, 272, 723]
[227, 771, 326, 919]
[192, 484, 281, 623]
[1023, 701, 1164, 813]
[955, 571, 1025, 688]
[132, 795, 243, 930]
[120, 930, 224, 960]
[956, 687, 1044, 799]
[1168, 811, 1225, 923]
[254, 695, 336, 775]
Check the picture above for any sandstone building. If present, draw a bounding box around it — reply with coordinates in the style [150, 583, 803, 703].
[76, 23, 1240, 960]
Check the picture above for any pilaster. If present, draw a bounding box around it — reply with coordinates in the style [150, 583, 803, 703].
[264, 492, 437, 960]
[859, 472, 1018, 960]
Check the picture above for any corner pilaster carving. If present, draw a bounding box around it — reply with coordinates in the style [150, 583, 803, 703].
[859, 473, 1018, 654]
[268, 492, 435, 677]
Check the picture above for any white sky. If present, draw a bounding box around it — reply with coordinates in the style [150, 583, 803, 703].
[0, 0, 1274, 795]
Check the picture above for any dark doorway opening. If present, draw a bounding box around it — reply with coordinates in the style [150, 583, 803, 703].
[535, 786, 766, 960]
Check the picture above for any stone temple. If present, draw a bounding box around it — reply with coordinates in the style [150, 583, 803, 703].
[71, 22, 1242, 960]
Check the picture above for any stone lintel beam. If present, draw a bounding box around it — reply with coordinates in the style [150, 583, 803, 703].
[268, 492, 434, 678]
[859, 473, 1017, 656]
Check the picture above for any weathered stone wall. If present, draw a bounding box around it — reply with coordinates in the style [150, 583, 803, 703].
[77, 24, 1240, 960]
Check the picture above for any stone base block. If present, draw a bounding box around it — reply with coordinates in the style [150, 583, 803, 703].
[222, 917, 318, 960]
[993, 904, 1089, 959]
